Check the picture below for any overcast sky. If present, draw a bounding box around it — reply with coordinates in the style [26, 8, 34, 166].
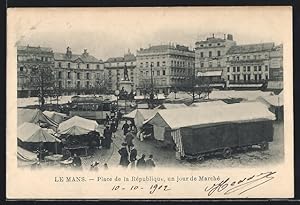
[10, 7, 291, 61]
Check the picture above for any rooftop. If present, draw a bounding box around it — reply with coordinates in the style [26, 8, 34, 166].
[54, 52, 101, 63]
[138, 44, 193, 53]
[227, 43, 275, 54]
[106, 53, 136, 63]
[17, 45, 53, 53]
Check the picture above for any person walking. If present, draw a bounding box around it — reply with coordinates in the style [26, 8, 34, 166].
[118, 143, 130, 168]
[103, 126, 112, 149]
[129, 145, 137, 168]
[145, 154, 156, 169]
[125, 131, 135, 151]
[122, 121, 130, 136]
[136, 154, 146, 169]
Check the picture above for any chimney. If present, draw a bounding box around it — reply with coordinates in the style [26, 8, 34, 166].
[83, 49, 88, 56]
[227, 34, 233, 41]
[224, 34, 226, 40]
[66, 46, 72, 58]
[212, 33, 215, 38]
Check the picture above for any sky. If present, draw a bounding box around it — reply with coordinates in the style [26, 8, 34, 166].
[9, 7, 291, 61]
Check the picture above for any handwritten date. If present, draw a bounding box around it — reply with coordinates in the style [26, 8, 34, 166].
[112, 184, 171, 194]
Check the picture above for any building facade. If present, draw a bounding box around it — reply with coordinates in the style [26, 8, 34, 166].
[17, 45, 55, 98]
[225, 43, 275, 89]
[268, 44, 283, 90]
[53, 47, 104, 95]
[136, 44, 195, 95]
[195, 34, 236, 82]
[104, 51, 137, 92]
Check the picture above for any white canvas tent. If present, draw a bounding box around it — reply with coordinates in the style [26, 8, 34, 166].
[43, 111, 67, 124]
[18, 109, 59, 127]
[145, 102, 275, 141]
[256, 94, 283, 107]
[17, 146, 38, 167]
[208, 90, 274, 101]
[18, 122, 60, 143]
[189, 100, 227, 107]
[58, 116, 98, 136]
[123, 109, 158, 129]
[158, 103, 188, 109]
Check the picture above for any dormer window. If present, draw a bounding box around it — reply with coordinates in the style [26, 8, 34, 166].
[68, 63, 71, 68]
[86, 64, 89, 69]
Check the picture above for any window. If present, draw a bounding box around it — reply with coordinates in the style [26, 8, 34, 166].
[247, 56, 250, 60]
[243, 66, 246, 72]
[96, 64, 100, 69]
[200, 62, 204, 68]
[157, 71, 160, 76]
[20, 66, 24, 72]
[227, 75, 231, 80]
[233, 67, 236, 72]
[243, 56, 246, 60]
[67, 72, 71, 79]
[227, 67, 230, 72]
[140, 62, 143, 67]
[217, 50, 221, 56]
[200, 44, 204, 47]
[217, 61, 221, 67]
[237, 75, 240, 81]
[58, 62, 61, 68]
[209, 51, 212, 57]
[157, 62, 160, 67]
[247, 66, 251, 72]
[86, 73, 90, 79]
[217, 43, 221, 46]
[254, 75, 257, 81]
[227, 57, 230, 61]
[209, 61, 212, 68]
[58, 81, 62, 88]
[254, 66, 257, 71]
[162, 61, 166, 66]
[77, 73, 80, 79]
[265, 54, 268, 59]
[243, 74, 247, 81]
[265, 65, 268, 71]
[162, 70, 166, 75]
[86, 64, 89, 69]
[146, 71, 149, 76]
[67, 81, 71, 87]
[146, 62, 149, 67]
[248, 75, 251, 81]
[77, 81, 80, 88]
[200, 52, 204, 58]
[171, 61, 173, 66]
[68, 63, 71, 68]
[236, 56, 240, 61]
[58, 71, 62, 79]
[209, 44, 212, 47]
[258, 74, 262, 80]
[237, 67, 240, 72]
[77, 63, 80, 69]
[86, 81, 90, 88]
[265, 74, 269, 80]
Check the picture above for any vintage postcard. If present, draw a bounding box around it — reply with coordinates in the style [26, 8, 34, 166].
[7, 7, 293, 199]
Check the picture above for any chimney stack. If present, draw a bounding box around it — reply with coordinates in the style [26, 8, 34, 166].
[212, 33, 215, 38]
[66, 46, 72, 58]
[227, 34, 233, 41]
[224, 34, 226, 40]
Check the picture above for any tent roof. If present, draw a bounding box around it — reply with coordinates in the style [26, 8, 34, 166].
[190, 100, 227, 107]
[18, 109, 58, 127]
[257, 94, 283, 107]
[18, 122, 60, 142]
[146, 102, 275, 130]
[58, 116, 98, 135]
[17, 146, 38, 161]
[208, 90, 274, 101]
[158, 103, 188, 109]
[123, 109, 138, 119]
[43, 111, 67, 118]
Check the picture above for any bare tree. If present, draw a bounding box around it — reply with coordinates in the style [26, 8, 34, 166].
[29, 65, 55, 108]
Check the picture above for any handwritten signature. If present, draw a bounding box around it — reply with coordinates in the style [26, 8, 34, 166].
[204, 171, 276, 196]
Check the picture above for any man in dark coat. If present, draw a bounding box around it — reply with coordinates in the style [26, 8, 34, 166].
[103, 126, 112, 149]
[129, 145, 138, 168]
[145, 154, 156, 169]
[136, 154, 146, 169]
[118, 143, 130, 167]
[122, 121, 130, 136]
